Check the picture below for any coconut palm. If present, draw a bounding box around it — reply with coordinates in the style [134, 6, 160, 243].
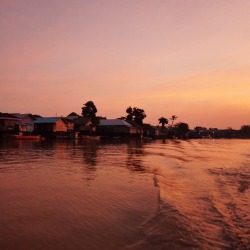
[158, 117, 168, 128]
[170, 115, 178, 127]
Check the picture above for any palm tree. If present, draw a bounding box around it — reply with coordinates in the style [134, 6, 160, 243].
[158, 117, 168, 139]
[170, 115, 178, 127]
[158, 117, 168, 128]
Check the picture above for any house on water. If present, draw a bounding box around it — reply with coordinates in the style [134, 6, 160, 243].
[34, 117, 70, 137]
[0, 112, 20, 134]
[97, 119, 141, 138]
[11, 113, 40, 134]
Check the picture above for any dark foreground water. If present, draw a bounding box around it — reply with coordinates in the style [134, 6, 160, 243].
[0, 139, 249, 250]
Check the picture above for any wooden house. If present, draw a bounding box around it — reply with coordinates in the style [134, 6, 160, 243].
[125, 120, 143, 138]
[65, 119, 74, 131]
[11, 113, 38, 133]
[34, 117, 68, 135]
[0, 113, 20, 132]
[72, 117, 92, 133]
[97, 119, 140, 137]
[142, 123, 157, 139]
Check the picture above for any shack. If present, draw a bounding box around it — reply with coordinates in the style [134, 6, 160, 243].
[11, 113, 38, 133]
[34, 117, 68, 136]
[97, 119, 139, 137]
[0, 113, 20, 133]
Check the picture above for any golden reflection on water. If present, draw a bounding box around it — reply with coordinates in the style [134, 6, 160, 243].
[140, 139, 250, 249]
[0, 139, 249, 249]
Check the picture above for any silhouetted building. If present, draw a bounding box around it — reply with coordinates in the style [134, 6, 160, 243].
[0, 113, 20, 132]
[142, 123, 157, 138]
[97, 119, 140, 137]
[11, 113, 38, 133]
[71, 117, 92, 133]
[34, 117, 69, 135]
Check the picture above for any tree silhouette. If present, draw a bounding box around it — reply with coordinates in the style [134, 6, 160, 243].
[158, 117, 168, 128]
[126, 106, 133, 121]
[133, 108, 146, 125]
[81, 101, 97, 122]
[175, 122, 189, 138]
[170, 115, 178, 127]
[126, 106, 146, 125]
[240, 125, 250, 137]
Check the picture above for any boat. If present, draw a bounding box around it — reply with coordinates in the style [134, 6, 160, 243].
[7, 134, 44, 140]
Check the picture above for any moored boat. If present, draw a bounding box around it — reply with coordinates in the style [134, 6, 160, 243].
[7, 134, 44, 140]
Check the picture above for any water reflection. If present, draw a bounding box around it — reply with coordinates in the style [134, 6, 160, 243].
[81, 140, 99, 184]
[140, 139, 250, 250]
[0, 139, 249, 250]
[82, 140, 99, 167]
[0, 139, 158, 250]
[126, 140, 146, 173]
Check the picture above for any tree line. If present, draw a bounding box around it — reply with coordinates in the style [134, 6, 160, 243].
[81, 101, 180, 127]
[80, 100, 250, 138]
[80, 100, 189, 138]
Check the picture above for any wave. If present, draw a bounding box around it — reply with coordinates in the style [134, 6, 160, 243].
[124, 165, 250, 250]
[123, 189, 203, 250]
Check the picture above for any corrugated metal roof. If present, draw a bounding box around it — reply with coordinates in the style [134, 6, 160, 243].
[99, 119, 132, 127]
[35, 117, 61, 124]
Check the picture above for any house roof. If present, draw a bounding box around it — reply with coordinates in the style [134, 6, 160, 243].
[11, 113, 37, 120]
[67, 112, 79, 117]
[35, 117, 66, 124]
[0, 112, 20, 120]
[32, 115, 43, 119]
[66, 115, 80, 120]
[99, 119, 132, 127]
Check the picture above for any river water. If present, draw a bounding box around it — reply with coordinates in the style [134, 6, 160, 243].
[0, 139, 249, 250]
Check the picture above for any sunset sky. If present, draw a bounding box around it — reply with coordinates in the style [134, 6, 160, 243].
[1, 0, 250, 129]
